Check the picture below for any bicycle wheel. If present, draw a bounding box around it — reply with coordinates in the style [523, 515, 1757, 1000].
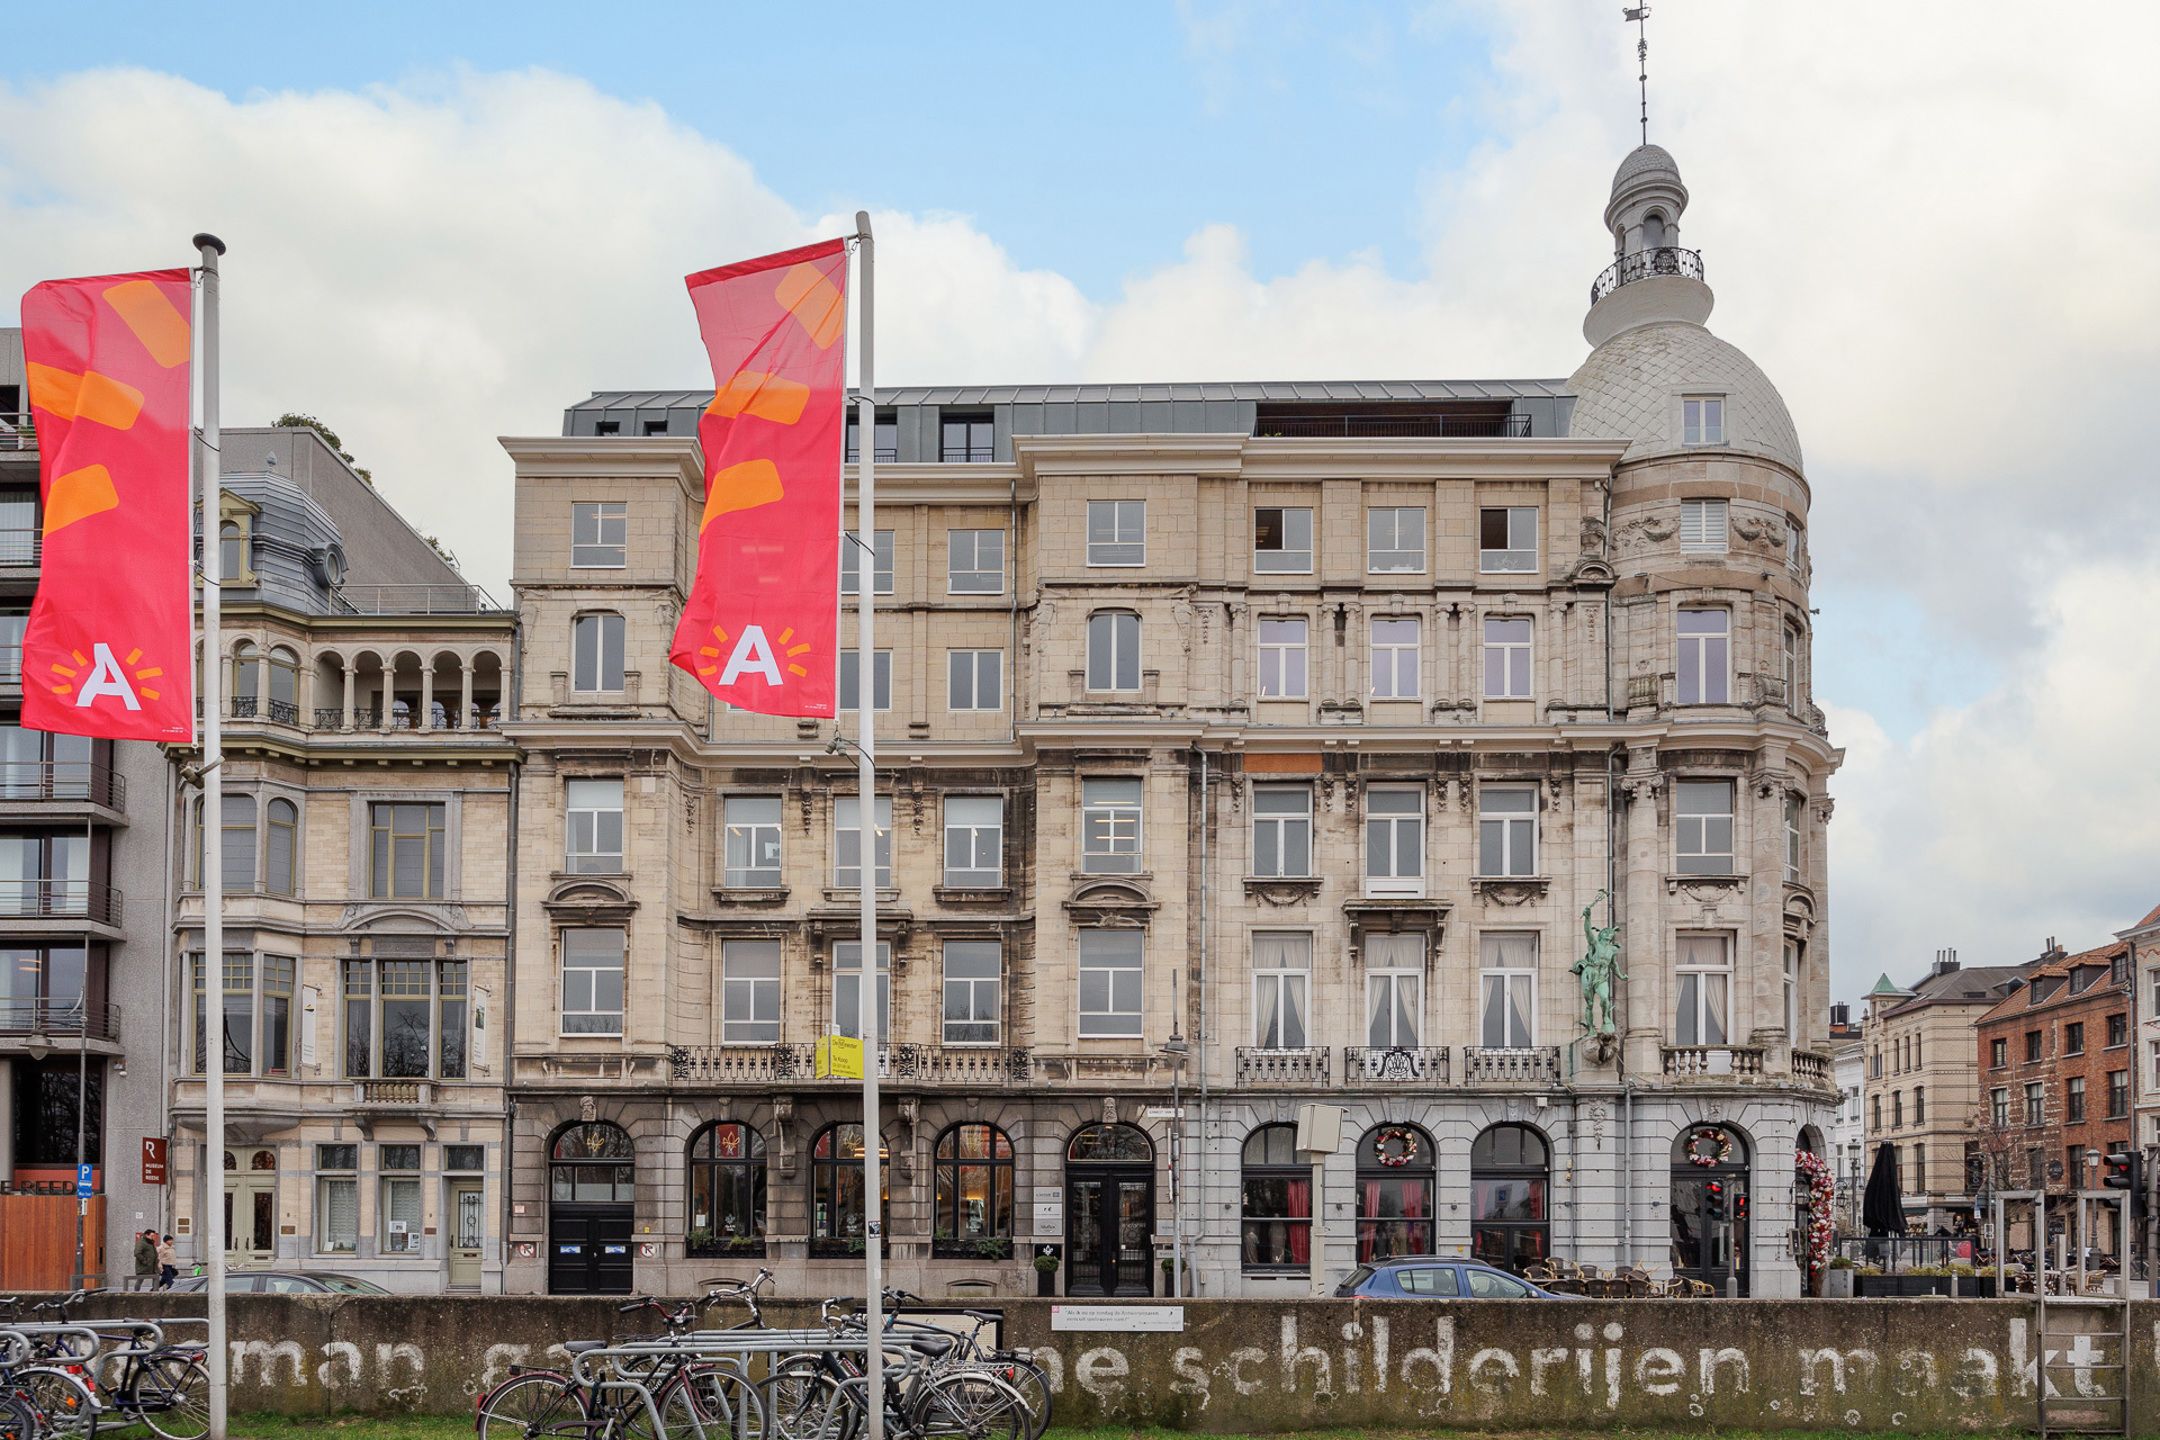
[760, 1365, 852, 1440]
[137, 1354, 211, 1440]
[912, 1371, 1026, 1440]
[678, 1364, 767, 1440]
[18, 1366, 99, 1440]
[477, 1371, 591, 1440]
[0, 1392, 38, 1440]
[992, 1360, 1050, 1440]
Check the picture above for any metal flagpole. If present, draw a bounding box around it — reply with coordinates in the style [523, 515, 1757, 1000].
[853, 209, 884, 1440]
[75, 814, 91, 1289]
[193, 230, 229, 1440]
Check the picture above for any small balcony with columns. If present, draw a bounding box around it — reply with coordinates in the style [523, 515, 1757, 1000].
[222, 618, 514, 748]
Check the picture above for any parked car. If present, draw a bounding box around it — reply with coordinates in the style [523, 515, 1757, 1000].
[1336, 1258, 1580, 1299]
[168, 1270, 389, 1295]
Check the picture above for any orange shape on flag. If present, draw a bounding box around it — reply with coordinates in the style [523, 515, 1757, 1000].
[707, 371, 811, 425]
[700, 458, 785, 529]
[26, 363, 145, 430]
[774, 263, 847, 349]
[102, 280, 192, 368]
[43, 465, 119, 533]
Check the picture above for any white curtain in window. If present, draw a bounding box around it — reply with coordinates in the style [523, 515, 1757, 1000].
[1253, 933, 1311, 1048]
[318, 1178, 358, 1253]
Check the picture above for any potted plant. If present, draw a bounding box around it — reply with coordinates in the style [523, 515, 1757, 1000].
[1033, 1250, 1059, 1297]
[1824, 1256, 1855, 1299]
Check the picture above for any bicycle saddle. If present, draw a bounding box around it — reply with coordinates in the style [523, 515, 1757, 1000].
[563, 1340, 608, 1355]
[907, 1334, 956, 1358]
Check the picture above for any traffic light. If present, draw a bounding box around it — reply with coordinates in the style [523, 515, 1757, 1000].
[2100, 1151, 2143, 1218]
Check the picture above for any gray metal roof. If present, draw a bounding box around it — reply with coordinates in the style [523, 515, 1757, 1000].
[566, 378, 1572, 412]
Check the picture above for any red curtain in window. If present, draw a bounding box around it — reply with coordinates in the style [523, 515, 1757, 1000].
[1287, 1178, 1311, 1263]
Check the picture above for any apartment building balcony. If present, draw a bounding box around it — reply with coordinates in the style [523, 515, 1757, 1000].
[0, 526, 39, 573]
[667, 1043, 1033, 1087]
[1251, 410, 1531, 440]
[0, 760, 127, 818]
[1461, 1046, 1562, 1086]
[0, 880, 123, 934]
[0, 413, 35, 454]
[1589, 246, 1704, 305]
[0, 643, 19, 694]
[330, 583, 501, 615]
[1234, 1046, 1332, 1086]
[280, 701, 506, 732]
[349, 1079, 448, 1136]
[0, 999, 122, 1052]
[1661, 1044, 1768, 1080]
[1343, 1045, 1449, 1084]
[1792, 1049, 1836, 1090]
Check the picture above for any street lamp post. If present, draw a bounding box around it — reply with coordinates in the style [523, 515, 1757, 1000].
[1160, 1030, 1188, 1297]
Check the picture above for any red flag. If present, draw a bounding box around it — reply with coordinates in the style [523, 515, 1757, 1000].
[669, 238, 849, 718]
[19, 269, 196, 742]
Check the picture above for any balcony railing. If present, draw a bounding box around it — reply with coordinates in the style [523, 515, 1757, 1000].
[1254, 412, 1531, 440]
[0, 761, 126, 811]
[1462, 1046, 1562, 1085]
[1792, 1049, 1833, 1087]
[331, 583, 501, 615]
[0, 880, 122, 926]
[668, 1043, 1033, 1086]
[301, 703, 503, 732]
[353, 1080, 435, 1105]
[1235, 1046, 1332, 1086]
[0, 644, 20, 689]
[0, 999, 121, 1042]
[1662, 1044, 1767, 1079]
[1343, 1045, 1449, 1084]
[0, 413, 35, 452]
[1590, 246, 1705, 305]
[0, 529, 39, 566]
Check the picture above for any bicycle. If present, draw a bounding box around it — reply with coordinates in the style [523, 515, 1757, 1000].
[9, 1292, 208, 1440]
[474, 1293, 766, 1440]
[760, 1298, 1030, 1440]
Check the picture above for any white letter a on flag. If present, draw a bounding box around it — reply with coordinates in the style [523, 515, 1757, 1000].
[74, 642, 143, 711]
[717, 626, 783, 688]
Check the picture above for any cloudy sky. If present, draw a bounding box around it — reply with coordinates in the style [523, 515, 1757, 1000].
[4, 1, 2155, 1000]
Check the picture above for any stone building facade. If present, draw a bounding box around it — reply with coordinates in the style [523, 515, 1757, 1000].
[500, 141, 1841, 1299]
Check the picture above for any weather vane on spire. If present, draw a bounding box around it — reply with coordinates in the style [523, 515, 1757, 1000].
[1623, 5, 1651, 146]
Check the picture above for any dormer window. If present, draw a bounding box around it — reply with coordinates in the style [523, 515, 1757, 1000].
[1683, 396, 1724, 445]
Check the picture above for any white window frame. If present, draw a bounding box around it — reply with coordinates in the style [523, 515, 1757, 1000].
[832, 940, 891, 1041]
[1683, 395, 1725, 446]
[942, 795, 1003, 888]
[1477, 784, 1538, 878]
[1085, 611, 1141, 692]
[1081, 778, 1142, 873]
[1252, 506, 1314, 574]
[1478, 931, 1539, 1048]
[722, 795, 782, 888]
[1674, 932, 1733, 1047]
[1784, 939, 1801, 1039]
[946, 528, 1005, 594]
[315, 1168, 358, 1255]
[1257, 617, 1308, 699]
[1785, 795, 1802, 882]
[1677, 607, 1730, 704]
[1251, 932, 1313, 1049]
[1077, 929, 1144, 1038]
[941, 941, 1001, 1046]
[839, 528, 896, 596]
[1786, 519, 1802, 573]
[1478, 506, 1538, 573]
[1366, 506, 1425, 573]
[1784, 624, 1802, 712]
[721, 939, 781, 1043]
[572, 612, 625, 693]
[1676, 779, 1736, 875]
[1680, 498, 1728, 553]
[570, 501, 627, 568]
[1482, 616, 1532, 700]
[1363, 785, 1424, 897]
[947, 649, 1003, 711]
[560, 927, 626, 1037]
[565, 778, 624, 874]
[1369, 616, 1421, 699]
[1362, 933, 1424, 1049]
[833, 794, 893, 889]
[1251, 785, 1313, 878]
[1086, 500, 1146, 567]
[838, 649, 893, 712]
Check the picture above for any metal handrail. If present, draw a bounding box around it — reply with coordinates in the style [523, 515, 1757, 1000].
[1590, 246, 1704, 304]
[0, 760, 127, 810]
[1254, 412, 1531, 439]
[0, 998, 122, 1041]
[0, 880, 123, 925]
[0, 412, 36, 451]
[0, 528, 40, 565]
[330, 583, 502, 615]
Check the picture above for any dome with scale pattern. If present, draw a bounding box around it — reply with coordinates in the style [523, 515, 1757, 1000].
[1565, 321, 1804, 473]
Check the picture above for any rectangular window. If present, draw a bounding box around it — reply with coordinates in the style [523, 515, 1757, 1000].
[1482, 617, 1532, 700]
[1369, 617, 1421, 699]
[2107, 1012, 2127, 1048]
[2026, 1030, 2043, 1063]
[1363, 785, 1424, 896]
[947, 650, 1003, 711]
[840, 529, 895, 595]
[2065, 1021, 2084, 1056]
[570, 501, 627, 567]
[845, 412, 897, 464]
[1989, 1037, 2007, 1069]
[1251, 786, 1312, 878]
[1479, 932, 1538, 1048]
[837, 650, 893, 711]
[316, 1165, 358, 1256]
[2024, 1081, 2044, 1126]
[1362, 933, 1423, 1048]
[832, 941, 892, 1040]
[1783, 624, 1803, 712]
[942, 795, 1003, 888]
[2107, 1069, 2129, 1118]
[1784, 940, 1801, 1040]
[1253, 506, 1314, 573]
[1478, 506, 1538, 573]
[2066, 1075, 2086, 1124]
[1082, 778, 1142, 873]
[947, 529, 1005, 594]
[341, 957, 465, 1078]
[565, 778, 624, 873]
[1680, 498, 1729, 552]
[942, 941, 1001, 1046]
[1086, 611, 1141, 691]
[1367, 507, 1425, 573]
[572, 612, 625, 693]
[1990, 1089, 2010, 1127]
[1085, 500, 1145, 566]
[722, 796, 782, 888]
[1477, 784, 1537, 877]
[1078, 930, 1144, 1038]
[1252, 932, 1312, 1048]
[444, 1144, 484, 1172]
[1683, 397, 1725, 446]
[1257, 617, 1308, 699]
[380, 1167, 422, 1255]
[721, 940, 781, 1044]
[560, 928, 625, 1036]
[833, 794, 893, 889]
[369, 802, 446, 899]
[1785, 795, 1802, 881]
[261, 956, 294, 1077]
[1676, 780, 1736, 875]
[1675, 933, 1732, 1046]
[939, 413, 993, 463]
[1677, 608, 1730, 703]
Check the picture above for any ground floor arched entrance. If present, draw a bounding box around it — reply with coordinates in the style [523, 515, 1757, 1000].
[1064, 1122, 1154, 1296]
[1671, 1123, 1751, 1295]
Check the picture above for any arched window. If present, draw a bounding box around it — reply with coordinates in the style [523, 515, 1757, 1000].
[1642, 210, 1668, 250]
[1240, 1124, 1309, 1271]
[1356, 1124, 1435, 1261]
[1470, 1124, 1550, 1274]
[230, 641, 259, 715]
[1066, 1122, 1152, 1163]
[686, 1121, 766, 1258]
[267, 647, 300, 722]
[933, 1122, 1015, 1258]
[265, 798, 298, 895]
[220, 794, 256, 893]
[1670, 1123, 1751, 1294]
[810, 1122, 889, 1258]
[219, 520, 246, 581]
[549, 1121, 635, 1203]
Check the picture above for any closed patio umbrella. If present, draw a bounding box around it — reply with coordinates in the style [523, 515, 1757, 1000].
[1862, 1142, 1906, 1236]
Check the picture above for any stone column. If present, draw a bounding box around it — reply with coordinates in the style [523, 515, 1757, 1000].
[418, 664, 436, 732]
[1227, 603, 1249, 707]
[340, 660, 356, 731]
[460, 663, 475, 731]
[378, 659, 395, 733]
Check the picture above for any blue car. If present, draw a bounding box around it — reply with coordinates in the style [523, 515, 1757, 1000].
[1335, 1257, 1579, 1299]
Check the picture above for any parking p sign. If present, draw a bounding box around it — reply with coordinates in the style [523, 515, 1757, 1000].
[76, 1162, 94, 1199]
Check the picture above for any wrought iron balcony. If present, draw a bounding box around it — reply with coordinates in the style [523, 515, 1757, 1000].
[1343, 1045, 1450, 1084]
[0, 880, 122, 926]
[0, 760, 126, 811]
[1590, 246, 1704, 305]
[1234, 1046, 1332, 1086]
[0, 999, 121, 1042]
[331, 583, 502, 615]
[1461, 1046, 1561, 1085]
[1661, 1044, 1767, 1079]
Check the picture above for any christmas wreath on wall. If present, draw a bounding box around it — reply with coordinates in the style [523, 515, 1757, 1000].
[1684, 1126, 1733, 1168]
[1373, 1126, 1422, 1168]
[1794, 1149, 1836, 1278]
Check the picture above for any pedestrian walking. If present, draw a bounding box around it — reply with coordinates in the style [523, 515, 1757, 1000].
[132, 1229, 157, 1291]
[157, 1233, 178, 1290]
